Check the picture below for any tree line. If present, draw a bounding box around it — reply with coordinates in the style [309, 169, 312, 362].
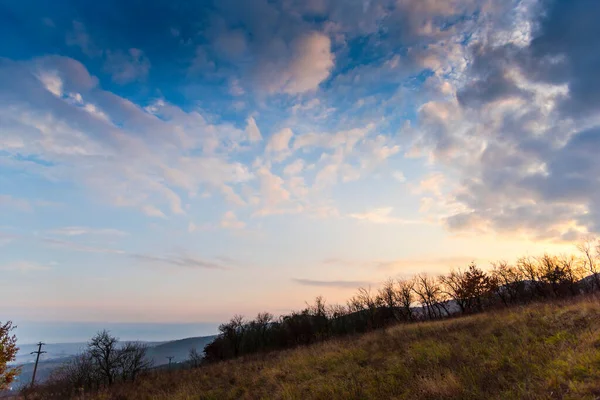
[203, 243, 600, 362]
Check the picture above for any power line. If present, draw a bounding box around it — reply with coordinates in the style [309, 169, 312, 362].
[166, 356, 174, 369]
[30, 342, 46, 387]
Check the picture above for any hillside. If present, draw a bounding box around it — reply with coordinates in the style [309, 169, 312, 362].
[145, 335, 216, 366]
[87, 296, 600, 400]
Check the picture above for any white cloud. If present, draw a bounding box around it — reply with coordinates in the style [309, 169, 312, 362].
[256, 32, 334, 94]
[265, 128, 293, 161]
[393, 171, 407, 182]
[48, 227, 128, 236]
[349, 207, 428, 225]
[281, 32, 335, 94]
[220, 211, 246, 230]
[283, 159, 305, 176]
[0, 57, 260, 219]
[142, 205, 167, 219]
[245, 116, 262, 142]
[0, 261, 52, 272]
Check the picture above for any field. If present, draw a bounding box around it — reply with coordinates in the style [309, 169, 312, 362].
[87, 296, 600, 400]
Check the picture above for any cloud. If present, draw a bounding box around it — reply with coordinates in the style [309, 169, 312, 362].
[0, 195, 57, 212]
[130, 253, 230, 270]
[278, 32, 335, 94]
[104, 49, 151, 84]
[66, 21, 102, 57]
[392, 171, 406, 183]
[283, 159, 305, 176]
[292, 278, 370, 289]
[322, 256, 479, 275]
[245, 116, 262, 142]
[142, 205, 167, 219]
[265, 128, 293, 161]
[0, 261, 52, 272]
[0, 194, 32, 212]
[47, 227, 128, 237]
[41, 237, 125, 254]
[408, 0, 600, 239]
[220, 211, 246, 230]
[253, 165, 295, 215]
[0, 56, 255, 219]
[349, 207, 428, 225]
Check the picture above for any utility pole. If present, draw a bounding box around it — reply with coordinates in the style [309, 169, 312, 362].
[30, 342, 46, 387]
[166, 356, 174, 369]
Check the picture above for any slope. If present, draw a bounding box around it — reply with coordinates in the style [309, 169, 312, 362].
[93, 296, 600, 400]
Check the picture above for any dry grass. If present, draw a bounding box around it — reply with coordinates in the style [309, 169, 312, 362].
[90, 296, 600, 400]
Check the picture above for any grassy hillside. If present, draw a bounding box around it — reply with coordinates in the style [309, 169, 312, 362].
[89, 296, 600, 400]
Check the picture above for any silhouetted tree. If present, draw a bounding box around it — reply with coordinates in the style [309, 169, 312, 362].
[413, 275, 447, 319]
[219, 315, 246, 358]
[188, 348, 203, 368]
[88, 330, 120, 386]
[490, 261, 525, 306]
[118, 342, 151, 382]
[396, 279, 415, 321]
[578, 239, 600, 291]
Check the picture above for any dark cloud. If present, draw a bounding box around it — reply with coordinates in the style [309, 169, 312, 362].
[526, 0, 600, 116]
[419, 0, 600, 239]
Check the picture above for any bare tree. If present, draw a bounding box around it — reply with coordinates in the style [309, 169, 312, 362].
[118, 342, 151, 382]
[413, 275, 448, 319]
[356, 287, 379, 329]
[490, 261, 524, 305]
[377, 278, 400, 323]
[88, 330, 120, 386]
[188, 348, 203, 368]
[440, 270, 469, 314]
[517, 256, 543, 298]
[578, 238, 600, 291]
[50, 352, 99, 391]
[396, 279, 415, 321]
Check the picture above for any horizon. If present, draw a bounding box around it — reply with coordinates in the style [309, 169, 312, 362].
[2, 0, 600, 346]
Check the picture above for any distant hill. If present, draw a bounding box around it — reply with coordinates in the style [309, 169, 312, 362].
[145, 335, 216, 366]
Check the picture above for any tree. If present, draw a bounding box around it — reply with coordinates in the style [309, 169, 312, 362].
[0, 321, 19, 390]
[88, 330, 120, 386]
[219, 315, 246, 358]
[578, 238, 600, 291]
[490, 261, 525, 305]
[413, 275, 448, 319]
[188, 348, 203, 368]
[396, 279, 415, 321]
[49, 352, 99, 393]
[377, 279, 400, 323]
[118, 342, 151, 382]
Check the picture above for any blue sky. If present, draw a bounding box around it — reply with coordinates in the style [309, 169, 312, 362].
[1, 0, 599, 342]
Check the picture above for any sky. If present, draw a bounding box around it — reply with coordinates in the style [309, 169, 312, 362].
[1, 0, 599, 343]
